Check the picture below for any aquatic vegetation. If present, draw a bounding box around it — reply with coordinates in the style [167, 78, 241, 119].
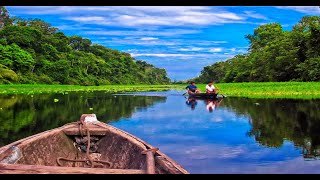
[1, 82, 319, 99]
[191, 82, 320, 99]
[0, 84, 182, 95]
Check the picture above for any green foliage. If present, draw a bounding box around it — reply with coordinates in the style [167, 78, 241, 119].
[179, 82, 320, 99]
[193, 16, 320, 83]
[0, 25, 42, 50]
[0, 64, 18, 83]
[0, 44, 35, 73]
[0, 84, 182, 95]
[0, 6, 12, 28]
[296, 57, 320, 81]
[0, 7, 171, 85]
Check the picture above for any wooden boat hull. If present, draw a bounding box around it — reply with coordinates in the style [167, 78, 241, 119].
[188, 93, 218, 99]
[0, 114, 189, 174]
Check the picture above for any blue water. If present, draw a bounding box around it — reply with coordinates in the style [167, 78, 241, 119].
[1, 90, 320, 174]
[109, 90, 320, 174]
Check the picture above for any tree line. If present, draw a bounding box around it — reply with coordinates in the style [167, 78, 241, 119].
[0, 7, 171, 85]
[192, 16, 320, 83]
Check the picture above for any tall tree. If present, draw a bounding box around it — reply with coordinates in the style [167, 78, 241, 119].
[193, 16, 320, 83]
[0, 6, 12, 29]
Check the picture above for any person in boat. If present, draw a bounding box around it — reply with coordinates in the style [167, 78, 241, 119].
[186, 81, 200, 95]
[206, 81, 219, 94]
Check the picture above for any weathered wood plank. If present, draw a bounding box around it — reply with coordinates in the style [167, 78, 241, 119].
[0, 124, 77, 150]
[63, 127, 108, 136]
[0, 163, 146, 174]
[0, 148, 13, 162]
[0, 116, 190, 174]
[155, 156, 184, 174]
[145, 151, 156, 174]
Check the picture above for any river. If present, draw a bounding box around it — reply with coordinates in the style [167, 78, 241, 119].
[1, 90, 320, 173]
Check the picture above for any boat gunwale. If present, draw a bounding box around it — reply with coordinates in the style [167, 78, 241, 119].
[0, 120, 189, 174]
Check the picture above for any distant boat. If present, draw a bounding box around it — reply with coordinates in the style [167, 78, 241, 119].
[188, 93, 223, 99]
[0, 114, 189, 174]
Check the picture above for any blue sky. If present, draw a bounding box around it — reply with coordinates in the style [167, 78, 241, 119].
[5, 6, 320, 81]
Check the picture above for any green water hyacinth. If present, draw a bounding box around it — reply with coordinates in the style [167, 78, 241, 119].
[0, 84, 182, 95]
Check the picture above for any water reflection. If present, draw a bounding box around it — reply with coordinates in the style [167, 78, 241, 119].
[205, 98, 223, 113]
[185, 97, 197, 110]
[0, 91, 166, 147]
[110, 92, 320, 173]
[220, 97, 320, 161]
[185, 97, 224, 112]
[1, 90, 320, 173]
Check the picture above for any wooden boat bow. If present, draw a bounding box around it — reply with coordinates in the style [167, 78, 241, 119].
[0, 114, 189, 174]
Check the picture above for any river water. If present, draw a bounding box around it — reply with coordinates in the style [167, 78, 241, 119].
[1, 90, 320, 173]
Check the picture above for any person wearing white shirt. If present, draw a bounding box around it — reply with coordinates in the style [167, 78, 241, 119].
[206, 81, 218, 94]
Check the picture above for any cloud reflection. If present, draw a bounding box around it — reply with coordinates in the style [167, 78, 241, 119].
[110, 93, 315, 173]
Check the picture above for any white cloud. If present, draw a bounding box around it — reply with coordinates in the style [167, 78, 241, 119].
[209, 48, 223, 53]
[229, 47, 248, 54]
[7, 6, 114, 15]
[177, 46, 245, 54]
[85, 29, 201, 37]
[65, 13, 244, 27]
[51, 6, 247, 27]
[118, 6, 211, 13]
[130, 53, 234, 59]
[243, 11, 268, 20]
[64, 16, 108, 23]
[140, 37, 159, 41]
[192, 40, 228, 46]
[124, 46, 246, 58]
[12, 6, 245, 27]
[214, 12, 244, 20]
[105, 39, 177, 46]
[55, 25, 97, 31]
[178, 47, 205, 51]
[160, 143, 248, 160]
[275, 6, 320, 15]
[92, 38, 230, 50]
[8, 5, 273, 29]
[130, 53, 200, 57]
[126, 49, 139, 52]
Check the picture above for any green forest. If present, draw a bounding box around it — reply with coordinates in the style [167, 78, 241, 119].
[193, 16, 320, 83]
[0, 7, 171, 85]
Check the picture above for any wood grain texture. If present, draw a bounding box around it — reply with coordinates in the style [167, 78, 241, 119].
[0, 163, 146, 174]
[0, 119, 190, 174]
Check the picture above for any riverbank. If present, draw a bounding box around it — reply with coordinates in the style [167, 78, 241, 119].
[0, 84, 182, 95]
[190, 82, 320, 99]
[1, 82, 320, 99]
